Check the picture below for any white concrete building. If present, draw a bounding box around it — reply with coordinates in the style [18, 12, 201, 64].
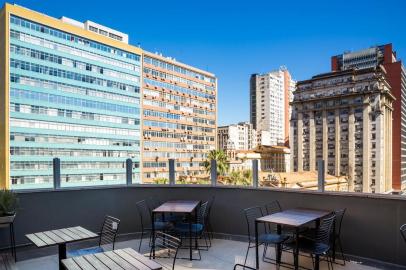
[218, 122, 257, 153]
[250, 66, 296, 146]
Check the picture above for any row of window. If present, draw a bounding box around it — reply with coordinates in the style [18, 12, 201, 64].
[143, 141, 215, 150]
[143, 130, 215, 142]
[11, 30, 139, 71]
[11, 88, 139, 115]
[12, 74, 139, 104]
[10, 147, 138, 158]
[143, 109, 215, 125]
[11, 119, 140, 137]
[143, 67, 214, 92]
[11, 103, 140, 126]
[11, 59, 138, 93]
[11, 132, 139, 147]
[143, 99, 215, 116]
[11, 44, 140, 83]
[143, 89, 214, 110]
[144, 56, 215, 83]
[143, 120, 214, 133]
[144, 78, 215, 100]
[11, 16, 140, 61]
[143, 151, 206, 159]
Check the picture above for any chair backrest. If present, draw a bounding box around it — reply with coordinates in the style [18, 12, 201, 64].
[135, 200, 152, 230]
[146, 197, 162, 212]
[197, 201, 209, 226]
[264, 200, 281, 215]
[400, 224, 406, 243]
[315, 214, 336, 246]
[99, 215, 120, 250]
[244, 206, 265, 242]
[152, 231, 181, 270]
[334, 208, 346, 236]
[207, 196, 215, 215]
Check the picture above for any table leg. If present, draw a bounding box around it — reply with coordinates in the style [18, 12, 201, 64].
[58, 243, 66, 270]
[189, 212, 192, 260]
[294, 227, 299, 270]
[276, 224, 281, 265]
[255, 220, 259, 269]
[152, 212, 156, 259]
[194, 207, 198, 250]
[315, 219, 321, 270]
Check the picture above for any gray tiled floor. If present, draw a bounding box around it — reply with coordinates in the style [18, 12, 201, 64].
[15, 238, 382, 270]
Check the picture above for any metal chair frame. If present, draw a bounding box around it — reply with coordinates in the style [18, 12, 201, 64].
[149, 231, 181, 270]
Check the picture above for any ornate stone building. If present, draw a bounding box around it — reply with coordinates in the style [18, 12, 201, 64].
[290, 67, 394, 193]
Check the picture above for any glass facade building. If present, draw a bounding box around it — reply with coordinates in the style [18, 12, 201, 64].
[1, 4, 142, 189]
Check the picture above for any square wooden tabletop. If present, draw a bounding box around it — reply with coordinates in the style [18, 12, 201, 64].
[62, 248, 162, 270]
[256, 208, 332, 227]
[153, 200, 200, 214]
[26, 226, 98, 248]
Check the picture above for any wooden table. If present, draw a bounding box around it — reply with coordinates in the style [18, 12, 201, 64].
[255, 208, 331, 270]
[62, 247, 162, 270]
[26, 226, 98, 270]
[152, 200, 200, 261]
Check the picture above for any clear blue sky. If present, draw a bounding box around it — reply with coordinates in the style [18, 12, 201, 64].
[3, 0, 406, 125]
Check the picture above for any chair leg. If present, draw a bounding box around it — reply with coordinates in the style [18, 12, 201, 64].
[138, 231, 144, 252]
[11, 223, 16, 262]
[243, 242, 251, 268]
[338, 238, 346, 265]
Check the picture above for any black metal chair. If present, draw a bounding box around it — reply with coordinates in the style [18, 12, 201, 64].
[68, 215, 120, 257]
[136, 199, 172, 252]
[400, 224, 406, 243]
[301, 209, 347, 265]
[173, 201, 210, 255]
[242, 206, 289, 268]
[150, 231, 181, 270]
[206, 196, 215, 246]
[332, 209, 346, 265]
[285, 215, 336, 270]
[0, 215, 16, 262]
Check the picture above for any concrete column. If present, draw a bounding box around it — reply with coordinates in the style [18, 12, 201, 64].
[388, 107, 393, 191]
[335, 109, 341, 176]
[290, 118, 295, 172]
[348, 107, 355, 191]
[362, 98, 370, 193]
[297, 112, 303, 172]
[322, 110, 328, 168]
[309, 111, 316, 171]
[375, 108, 383, 194]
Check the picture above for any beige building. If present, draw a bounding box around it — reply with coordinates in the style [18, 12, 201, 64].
[290, 67, 394, 193]
[142, 52, 217, 182]
[227, 145, 290, 173]
[218, 122, 257, 153]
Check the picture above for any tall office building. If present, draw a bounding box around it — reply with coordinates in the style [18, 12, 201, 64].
[290, 67, 394, 193]
[332, 44, 406, 191]
[218, 122, 257, 152]
[0, 3, 217, 189]
[250, 66, 295, 146]
[141, 52, 217, 182]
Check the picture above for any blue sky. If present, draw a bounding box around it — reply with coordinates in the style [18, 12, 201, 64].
[3, 0, 406, 125]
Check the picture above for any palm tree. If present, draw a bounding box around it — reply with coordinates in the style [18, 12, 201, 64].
[203, 150, 229, 176]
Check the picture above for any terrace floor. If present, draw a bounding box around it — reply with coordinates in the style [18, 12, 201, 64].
[11, 237, 390, 270]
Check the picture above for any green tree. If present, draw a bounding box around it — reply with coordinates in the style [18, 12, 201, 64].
[203, 150, 229, 176]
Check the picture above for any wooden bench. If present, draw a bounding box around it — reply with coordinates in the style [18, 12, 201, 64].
[0, 253, 16, 270]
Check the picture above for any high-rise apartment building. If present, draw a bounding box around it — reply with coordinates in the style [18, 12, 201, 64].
[250, 67, 295, 146]
[218, 122, 257, 152]
[0, 3, 217, 189]
[332, 44, 406, 191]
[290, 67, 394, 193]
[141, 52, 217, 182]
